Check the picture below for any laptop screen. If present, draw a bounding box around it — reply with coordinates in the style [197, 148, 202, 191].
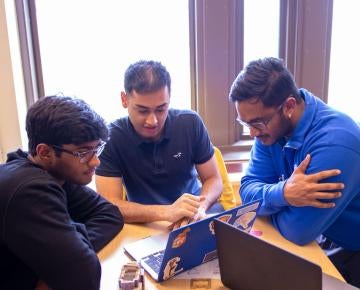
[214, 219, 322, 290]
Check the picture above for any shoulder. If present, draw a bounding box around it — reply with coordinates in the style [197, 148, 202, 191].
[109, 117, 129, 133]
[0, 163, 66, 224]
[168, 109, 204, 126]
[106, 117, 135, 143]
[313, 107, 360, 146]
[0, 157, 58, 191]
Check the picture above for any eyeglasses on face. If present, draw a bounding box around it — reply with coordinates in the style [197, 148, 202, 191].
[51, 141, 106, 163]
[236, 104, 283, 131]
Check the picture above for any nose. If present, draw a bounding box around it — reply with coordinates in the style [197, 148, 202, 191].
[88, 153, 101, 167]
[145, 112, 158, 127]
[249, 126, 261, 138]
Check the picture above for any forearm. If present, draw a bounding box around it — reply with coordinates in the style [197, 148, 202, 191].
[240, 176, 288, 215]
[85, 203, 124, 252]
[199, 176, 223, 211]
[112, 199, 171, 223]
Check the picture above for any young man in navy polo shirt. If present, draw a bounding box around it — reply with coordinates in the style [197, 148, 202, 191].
[95, 60, 223, 228]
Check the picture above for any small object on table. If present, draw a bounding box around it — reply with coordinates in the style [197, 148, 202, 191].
[118, 261, 144, 290]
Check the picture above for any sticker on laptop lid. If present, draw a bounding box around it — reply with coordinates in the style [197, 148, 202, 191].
[209, 214, 232, 235]
[235, 201, 260, 216]
[172, 227, 190, 248]
[163, 256, 183, 280]
[233, 211, 257, 232]
[202, 249, 218, 263]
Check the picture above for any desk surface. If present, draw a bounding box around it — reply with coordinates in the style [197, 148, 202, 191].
[98, 217, 344, 290]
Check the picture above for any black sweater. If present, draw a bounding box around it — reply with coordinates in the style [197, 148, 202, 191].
[0, 150, 124, 290]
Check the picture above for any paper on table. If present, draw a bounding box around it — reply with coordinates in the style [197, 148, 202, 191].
[174, 259, 220, 279]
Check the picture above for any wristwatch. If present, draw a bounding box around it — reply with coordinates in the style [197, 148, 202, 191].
[118, 261, 144, 290]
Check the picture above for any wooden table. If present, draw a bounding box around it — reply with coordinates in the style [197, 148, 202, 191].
[98, 217, 344, 289]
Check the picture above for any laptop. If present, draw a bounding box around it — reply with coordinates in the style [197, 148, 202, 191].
[124, 199, 262, 282]
[214, 219, 359, 290]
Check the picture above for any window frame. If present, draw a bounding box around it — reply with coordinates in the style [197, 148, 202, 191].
[15, 0, 334, 160]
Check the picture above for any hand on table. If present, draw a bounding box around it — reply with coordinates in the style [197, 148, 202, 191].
[284, 154, 344, 208]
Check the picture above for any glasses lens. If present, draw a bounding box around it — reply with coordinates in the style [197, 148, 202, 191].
[79, 142, 106, 163]
[236, 117, 266, 131]
[96, 142, 106, 156]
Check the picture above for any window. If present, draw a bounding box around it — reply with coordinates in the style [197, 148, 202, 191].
[241, 0, 280, 136]
[35, 0, 191, 122]
[13, 0, 334, 159]
[244, 0, 280, 64]
[328, 0, 360, 122]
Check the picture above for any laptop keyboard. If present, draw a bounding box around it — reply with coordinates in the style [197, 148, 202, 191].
[142, 250, 165, 273]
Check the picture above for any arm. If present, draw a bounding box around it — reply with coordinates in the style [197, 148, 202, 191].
[196, 154, 223, 211]
[5, 180, 102, 290]
[171, 155, 223, 229]
[95, 175, 202, 223]
[241, 140, 343, 216]
[273, 145, 360, 245]
[65, 183, 124, 252]
[240, 140, 290, 215]
[282, 154, 342, 209]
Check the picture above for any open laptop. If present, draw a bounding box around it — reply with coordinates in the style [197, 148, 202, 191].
[214, 219, 359, 290]
[124, 199, 262, 282]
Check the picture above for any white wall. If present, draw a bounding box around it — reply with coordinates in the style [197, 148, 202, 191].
[0, 0, 26, 163]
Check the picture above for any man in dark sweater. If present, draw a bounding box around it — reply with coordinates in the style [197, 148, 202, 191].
[0, 96, 124, 290]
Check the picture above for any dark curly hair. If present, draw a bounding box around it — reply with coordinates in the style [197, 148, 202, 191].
[229, 57, 301, 107]
[26, 95, 108, 155]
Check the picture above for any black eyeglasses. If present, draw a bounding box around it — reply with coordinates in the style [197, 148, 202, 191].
[52, 141, 106, 163]
[236, 104, 283, 131]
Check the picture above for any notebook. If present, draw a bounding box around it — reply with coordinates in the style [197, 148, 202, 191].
[213, 219, 359, 290]
[123, 199, 262, 282]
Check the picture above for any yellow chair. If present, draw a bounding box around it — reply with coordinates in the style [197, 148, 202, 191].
[213, 146, 237, 210]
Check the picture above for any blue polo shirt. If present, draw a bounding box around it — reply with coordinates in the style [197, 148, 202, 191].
[240, 89, 360, 249]
[96, 109, 214, 205]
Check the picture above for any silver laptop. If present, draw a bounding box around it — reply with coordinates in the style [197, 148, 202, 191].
[123, 200, 261, 282]
[214, 219, 359, 290]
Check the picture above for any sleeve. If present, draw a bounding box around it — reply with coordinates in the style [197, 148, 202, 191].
[191, 112, 214, 164]
[65, 183, 124, 251]
[3, 179, 117, 290]
[96, 123, 125, 177]
[240, 140, 289, 215]
[272, 144, 360, 245]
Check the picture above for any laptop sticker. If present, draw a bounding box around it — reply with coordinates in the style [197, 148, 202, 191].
[202, 249, 218, 263]
[209, 214, 232, 235]
[163, 256, 183, 280]
[172, 227, 190, 248]
[233, 211, 257, 232]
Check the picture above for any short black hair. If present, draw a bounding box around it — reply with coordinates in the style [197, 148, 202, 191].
[124, 60, 171, 95]
[26, 95, 108, 155]
[229, 57, 301, 107]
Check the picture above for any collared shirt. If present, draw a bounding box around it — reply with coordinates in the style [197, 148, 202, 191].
[241, 88, 360, 249]
[96, 109, 214, 204]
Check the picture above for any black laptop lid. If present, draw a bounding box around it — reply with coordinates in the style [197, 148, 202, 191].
[214, 219, 322, 290]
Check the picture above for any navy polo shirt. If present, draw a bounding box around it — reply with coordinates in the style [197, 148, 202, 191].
[96, 109, 214, 205]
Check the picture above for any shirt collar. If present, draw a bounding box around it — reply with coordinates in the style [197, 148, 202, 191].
[127, 112, 172, 147]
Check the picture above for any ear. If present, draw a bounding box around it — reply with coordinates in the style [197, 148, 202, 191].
[282, 97, 297, 118]
[121, 91, 128, 109]
[36, 143, 55, 164]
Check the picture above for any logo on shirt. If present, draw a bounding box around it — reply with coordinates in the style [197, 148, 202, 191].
[173, 152, 183, 159]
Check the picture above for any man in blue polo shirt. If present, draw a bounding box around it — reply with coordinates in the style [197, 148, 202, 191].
[95, 60, 223, 228]
[229, 57, 360, 287]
